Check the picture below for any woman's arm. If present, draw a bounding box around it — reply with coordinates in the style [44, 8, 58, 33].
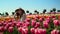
[21, 14, 26, 21]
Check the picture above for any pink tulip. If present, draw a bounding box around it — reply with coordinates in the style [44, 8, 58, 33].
[34, 22, 40, 28]
[35, 29, 38, 34]
[16, 23, 20, 28]
[0, 26, 4, 32]
[8, 23, 12, 26]
[0, 23, 3, 26]
[51, 29, 60, 34]
[22, 27, 28, 34]
[30, 28, 35, 34]
[12, 21, 17, 26]
[52, 18, 56, 20]
[8, 27, 14, 33]
[45, 18, 50, 23]
[31, 20, 36, 27]
[18, 27, 22, 32]
[25, 18, 30, 22]
[5, 23, 10, 28]
[39, 18, 43, 22]
[38, 29, 43, 34]
[42, 29, 46, 34]
[23, 22, 30, 27]
[3, 22, 7, 26]
[52, 16, 55, 18]
[43, 21, 49, 28]
[53, 20, 59, 26]
[35, 15, 39, 19]
[38, 29, 46, 34]
[4, 26, 7, 31]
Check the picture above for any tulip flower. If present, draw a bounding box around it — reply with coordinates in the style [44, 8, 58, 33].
[31, 20, 36, 27]
[43, 21, 49, 28]
[53, 20, 59, 26]
[3, 22, 7, 26]
[4, 26, 7, 31]
[42, 29, 46, 34]
[52, 18, 56, 20]
[30, 28, 35, 34]
[38, 29, 46, 34]
[51, 29, 60, 34]
[23, 22, 30, 27]
[8, 27, 14, 33]
[16, 23, 20, 28]
[35, 28, 38, 34]
[5, 24, 9, 29]
[12, 21, 17, 26]
[8, 23, 12, 26]
[35, 15, 39, 19]
[52, 16, 55, 18]
[22, 27, 28, 34]
[25, 18, 30, 22]
[18, 27, 22, 33]
[34, 22, 40, 28]
[0, 26, 4, 32]
[45, 18, 50, 23]
[39, 18, 43, 22]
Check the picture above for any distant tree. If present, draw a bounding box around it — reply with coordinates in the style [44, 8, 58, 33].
[12, 12, 15, 15]
[37, 12, 39, 14]
[52, 8, 56, 14]
[26, 10, 29, 13]
[5, 12, 9, 16]
[34, 10, 38, 14]
[43, 9, 46, 14]
[50, 10, 53, 12]
[52, 8, 56, 12]
[34, 10, 38, 13]
[0, 13, 1, 15]
[29, 13, 32, 15]
[57, 10, 60, 12]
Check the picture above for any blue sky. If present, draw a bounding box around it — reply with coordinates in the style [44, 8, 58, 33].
[0, 0, 60, 15]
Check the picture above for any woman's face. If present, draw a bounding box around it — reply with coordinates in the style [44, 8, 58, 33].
[16, 10, 22, 16]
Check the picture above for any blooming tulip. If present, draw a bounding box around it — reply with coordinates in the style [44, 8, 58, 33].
[53, 20, 59, 26]
[34, 22, 40, 28]
[18, 27, 22, 33]
[38, 29, 46, 34]
[22, 27, 28, 34]
[52, 16, 55, 18]
[16, 23, 20, 28]
[30, 28, 35, 34]
[43, 21, 49, 28]
[35, 28, 38, 34]
[0, 26, 4, 32]
[51, 29, 60, 34]
[8, 27, 14, 33]
[39, 18, 43, 22]
[25, 18, 30, 22]
[23, 22, 30, 27]
[31, 20, 36, 27]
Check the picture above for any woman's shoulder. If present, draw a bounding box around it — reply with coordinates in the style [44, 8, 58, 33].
[21, 14, 26, 21]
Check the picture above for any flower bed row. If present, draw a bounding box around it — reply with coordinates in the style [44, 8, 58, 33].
[0, 15, 60, 34]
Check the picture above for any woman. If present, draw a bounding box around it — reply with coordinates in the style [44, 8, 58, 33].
[14, 8, 26, 21]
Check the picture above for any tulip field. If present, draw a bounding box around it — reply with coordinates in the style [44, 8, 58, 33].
[0, 15, 60, 34]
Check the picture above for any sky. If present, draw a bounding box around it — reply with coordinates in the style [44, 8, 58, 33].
[0, 0, 60, 15]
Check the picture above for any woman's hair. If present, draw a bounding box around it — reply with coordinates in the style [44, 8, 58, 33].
[15, 8, 25, 16]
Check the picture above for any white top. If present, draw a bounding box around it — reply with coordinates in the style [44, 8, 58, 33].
[14, 13, 26, 22]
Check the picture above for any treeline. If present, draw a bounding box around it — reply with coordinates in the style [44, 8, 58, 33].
[0, 8, 60, 16]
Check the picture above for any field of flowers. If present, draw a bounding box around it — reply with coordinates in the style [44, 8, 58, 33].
[0, 14, 60, 34]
